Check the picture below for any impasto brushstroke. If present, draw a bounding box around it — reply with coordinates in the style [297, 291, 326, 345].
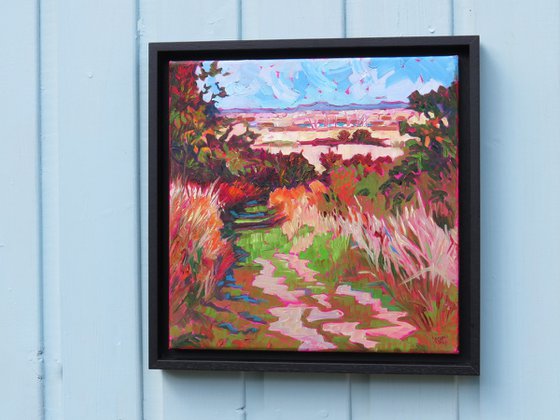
[168, 56, 460, 353]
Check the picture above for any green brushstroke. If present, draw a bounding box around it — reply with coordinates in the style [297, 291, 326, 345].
[237, 227, 292, 262]
[299, 233, 350, 274]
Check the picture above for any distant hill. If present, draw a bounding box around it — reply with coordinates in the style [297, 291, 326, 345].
[220, 101, 408, 114]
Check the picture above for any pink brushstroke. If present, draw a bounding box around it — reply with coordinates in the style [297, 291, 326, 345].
[253, 257, 337, 350]
[311, 294, 331, 308]
[269, 306, 336, 351]
[335, 285, 416, 340]
[252, 256, 415, 351]
[307, 308, 344, 322]
[322, 322, 379, 349]
[253, 258, 304, 303]
[275, 253, 319, 283]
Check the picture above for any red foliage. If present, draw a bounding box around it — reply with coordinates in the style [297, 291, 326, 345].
[217, 180, 264, 208]
[337, 129, 351, 142]
[321, 152, 393, 179]
[319, 151, 343, 172]
[343, 154, 393, 176]
[329, 166, 358, 207]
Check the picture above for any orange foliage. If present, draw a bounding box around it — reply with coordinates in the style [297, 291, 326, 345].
[269, 185, 308, 218]
[269, 180, 330, 221]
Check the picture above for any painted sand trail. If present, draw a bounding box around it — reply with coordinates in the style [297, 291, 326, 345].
[241, 228, 417, 351]
[168, 196, 422, 352]
[253, 257, 305, 304]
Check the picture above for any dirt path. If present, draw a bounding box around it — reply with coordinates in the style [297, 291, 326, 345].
[230, 201, 417, 352]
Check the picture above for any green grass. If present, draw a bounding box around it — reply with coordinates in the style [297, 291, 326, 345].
[243, 205, 269, 213]
[234, 217, 272, 224]
[299, 233, 350, 274]
[373, 336, 420, 353]
[269, 257, 327, 294]
[237, 227, 292, 261]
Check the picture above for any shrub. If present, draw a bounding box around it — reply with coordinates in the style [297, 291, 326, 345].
[351, 129, 374, 143]
[318, 152, 393, 216]
[319, 151, 343, 173]
[337, 129, 351, 142]
[217, 180, 264, 208]
[269, 181, 342, 252]
[328, 165, 359, 208]
[348, 129, 385, 145]
[241, 150, 318, 190]
[272, 152, 318, 188]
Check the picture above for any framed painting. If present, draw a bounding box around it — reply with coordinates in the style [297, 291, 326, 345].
[149, 36, 479, 375]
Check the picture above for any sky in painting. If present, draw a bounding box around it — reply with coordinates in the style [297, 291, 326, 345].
[200, 56, 458, 110]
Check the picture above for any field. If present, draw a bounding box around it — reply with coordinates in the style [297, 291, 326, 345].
[225, 107, 424, 171]
[168, 59, 460, 353]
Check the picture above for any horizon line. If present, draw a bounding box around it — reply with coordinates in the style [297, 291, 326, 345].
[218, 100, 409, 113]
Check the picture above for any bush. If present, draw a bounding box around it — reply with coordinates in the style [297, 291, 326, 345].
[217, 180, 264, 208]
[318, 152, 393, 215]
[337, 129, 351, 142]
[247, 150, 318, 190]
[269, 181, 342, 252]
[351, 129, 374, 143]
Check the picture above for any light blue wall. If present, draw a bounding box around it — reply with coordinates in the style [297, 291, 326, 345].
[1, 0, 559, 419]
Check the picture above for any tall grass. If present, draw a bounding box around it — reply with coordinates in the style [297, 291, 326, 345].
[342, 194, 458, 286]
[248, 177, 459, 349]
[339, 193, 458, 345]
[169, 181, 236, 325]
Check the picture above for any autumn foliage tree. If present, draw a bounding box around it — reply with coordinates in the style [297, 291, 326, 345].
[381, 82, 459, 228]
[169, 61, 317, 189]
[169, 61, 257, 184]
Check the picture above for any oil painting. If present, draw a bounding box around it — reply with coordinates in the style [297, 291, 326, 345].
[167, 54, 460, 354]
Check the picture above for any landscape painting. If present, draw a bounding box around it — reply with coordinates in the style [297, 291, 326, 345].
[168, 55, 460, 354]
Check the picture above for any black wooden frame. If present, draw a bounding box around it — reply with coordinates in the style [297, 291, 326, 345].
[149, 36, 480, 375]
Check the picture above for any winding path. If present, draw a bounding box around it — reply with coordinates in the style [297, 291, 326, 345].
[251, 252, 416, 351]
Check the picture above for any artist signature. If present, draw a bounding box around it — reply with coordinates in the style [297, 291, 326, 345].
[432, 335, 448, 345]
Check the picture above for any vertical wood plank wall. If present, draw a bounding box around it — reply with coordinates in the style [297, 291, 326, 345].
[1, 2, 42, 419]
[1, 0, 559, 419]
